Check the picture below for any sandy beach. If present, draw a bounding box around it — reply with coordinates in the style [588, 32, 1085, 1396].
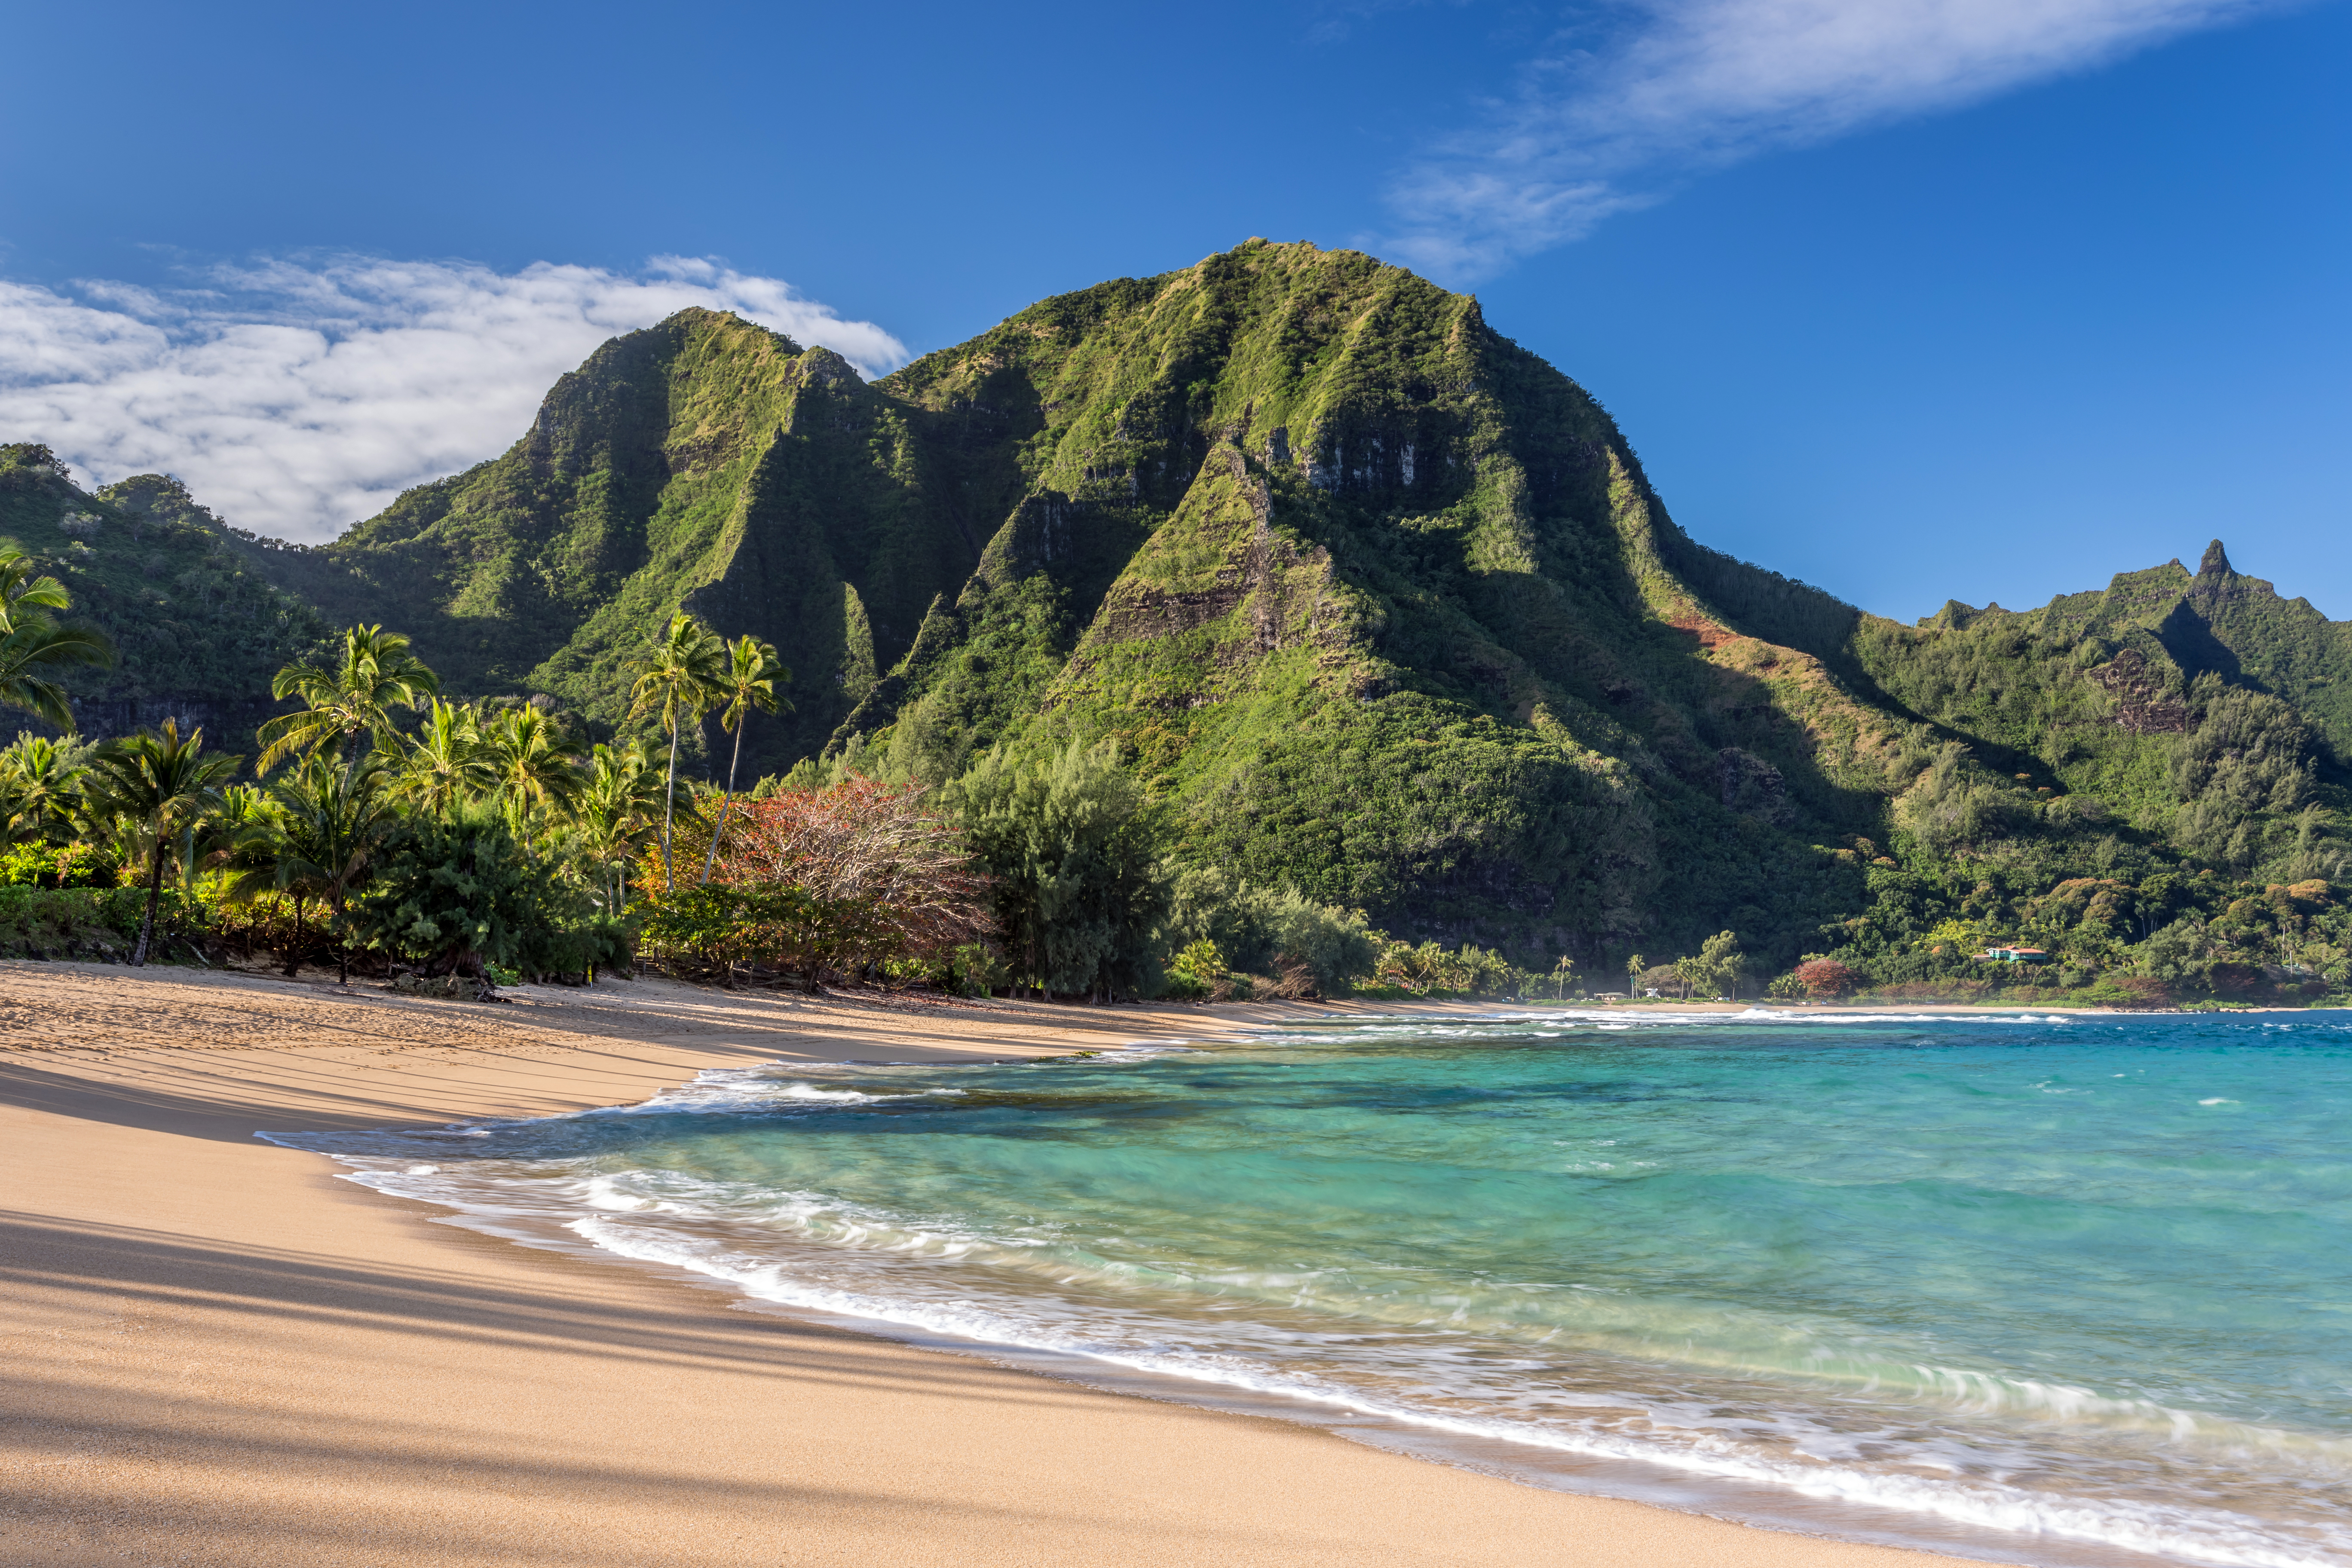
[0, 961, 2005, 1567]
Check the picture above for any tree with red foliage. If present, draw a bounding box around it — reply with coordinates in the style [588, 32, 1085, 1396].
[643, 778, 991, 990]
[1792, 958, 1861, 998]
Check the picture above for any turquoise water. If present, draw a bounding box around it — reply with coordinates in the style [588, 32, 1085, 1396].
[289, 1009, 2352, 1566]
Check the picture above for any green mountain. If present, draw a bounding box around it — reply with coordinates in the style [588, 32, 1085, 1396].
[0, 447, 322, 744]
[222, 312, 980, 770]
[10, 241, 2349, 969]
[1864, 542, 2352, 765]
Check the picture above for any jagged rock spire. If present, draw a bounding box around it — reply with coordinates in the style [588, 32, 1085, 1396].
[2199, 539, 2234, 577]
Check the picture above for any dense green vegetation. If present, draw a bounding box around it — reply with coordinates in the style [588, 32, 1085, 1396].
[0, 594, 1424, 1000]
[0, 448, 323, 712]
[7, 242, 2351, 1008]
[1804, 539, 2352, 1003]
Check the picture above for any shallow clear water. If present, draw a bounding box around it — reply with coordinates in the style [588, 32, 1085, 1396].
[282, 1009, 2352, 1567]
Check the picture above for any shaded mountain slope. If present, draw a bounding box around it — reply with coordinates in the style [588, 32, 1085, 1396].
[0, 448, 321, 740]
[229, 311, 983, 767]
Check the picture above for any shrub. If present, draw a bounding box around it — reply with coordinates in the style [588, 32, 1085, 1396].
[0, 884, 192, 959]
[1261, 890, 1380, 997]
[0, 841, 118, 888]
[2207, 962, 2265, 998]
[948, 741, 1160, 999]
[2082, 974, 2172, 1010]
[1373, 939, 1527, 998]
[1159, 937, 1224, 1000]
[638, 882, 828, 984]
[1859, 979, 1993, 1002]
[1161, 866, 1381, 995]
[349, 810, 545, 976]
[518, 913, 631, 980]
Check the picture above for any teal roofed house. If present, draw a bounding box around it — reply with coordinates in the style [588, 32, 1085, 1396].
[1981, 946, 2051, 964]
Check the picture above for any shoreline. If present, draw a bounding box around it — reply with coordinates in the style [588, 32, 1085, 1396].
[1512, 997, 2340, 1017]
[2, 960, 2012, 1567]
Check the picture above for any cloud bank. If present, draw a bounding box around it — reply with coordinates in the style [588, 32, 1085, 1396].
[0, 255, 910, 543]
[1383, 0, 2282, 278]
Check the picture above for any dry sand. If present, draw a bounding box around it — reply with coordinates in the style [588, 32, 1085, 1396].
[0, 961, 2003, 1566]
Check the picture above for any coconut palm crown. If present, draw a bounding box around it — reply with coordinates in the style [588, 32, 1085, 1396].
[257, 624, 439, 772]
[483, 704, 582, 822]
[394, 698, 495, 815]
[698, 634, 789, 885]
[229, 750, 399, 986]
[82, 718, 242, 965]
[623, 612, 725, 892]
[576, 739, 665, 915]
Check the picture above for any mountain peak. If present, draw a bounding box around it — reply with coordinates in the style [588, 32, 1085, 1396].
[120, 249, 2352, 962]
[793, 345, 863, 388]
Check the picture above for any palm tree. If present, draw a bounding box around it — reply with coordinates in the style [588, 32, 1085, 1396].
[212, 794, 316, 978]
[257, 625, 439, 772]
[395, 698, 494, 816]
[0, 548, 113, 729]
[82, 719, 242, 966]
[698, 635, 789, 885]
[0, 734, 88, 848]
[0, 768, 27, 851]
[229, 751, 398, 985]
[574, 739, 665, 915]
[175, 781, 274, 900]
[623, 612, 724, 893]
[482, 704, 581, 825]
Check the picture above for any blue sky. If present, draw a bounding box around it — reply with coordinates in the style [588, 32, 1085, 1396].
[2, 0, 2343, 622]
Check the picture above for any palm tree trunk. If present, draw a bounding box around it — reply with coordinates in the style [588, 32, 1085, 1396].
[334, 892, 348, 986]
[700, 720, 747, 886]
[285, 894, 306, 977]
[131, 838, 166, 967]
[661, 719, 682, 892]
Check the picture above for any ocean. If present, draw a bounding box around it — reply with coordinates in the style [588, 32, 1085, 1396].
[275, 1008, 2352, 1567]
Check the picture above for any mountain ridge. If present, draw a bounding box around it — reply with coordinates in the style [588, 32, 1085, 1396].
[6, 239, 2346, 970]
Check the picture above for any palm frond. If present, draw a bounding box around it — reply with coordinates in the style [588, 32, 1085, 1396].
[0, 673, 75, 731]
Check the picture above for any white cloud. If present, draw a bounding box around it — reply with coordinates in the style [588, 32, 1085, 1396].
[1382, 0, 2285, 278]
[0, 255, 910, 543]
